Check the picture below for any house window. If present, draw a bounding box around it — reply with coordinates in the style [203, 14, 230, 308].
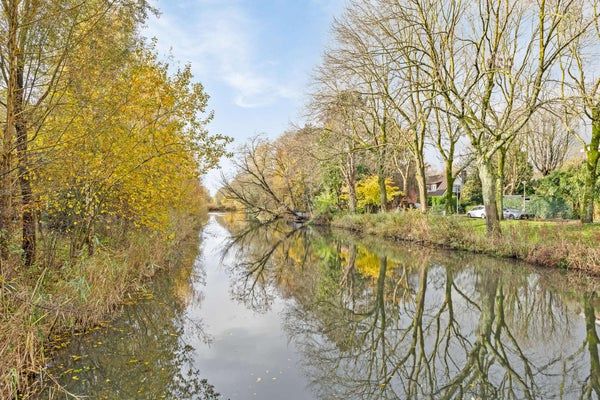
[430, 184, 437, 191]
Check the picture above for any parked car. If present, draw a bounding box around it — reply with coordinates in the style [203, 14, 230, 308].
[503, 208, 521, 219]
[503, 208, 533, 220]
[466, 205, 486, 218]
[467, 206, 532, 220]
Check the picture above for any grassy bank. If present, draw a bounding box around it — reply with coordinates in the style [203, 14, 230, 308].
[0, 211, 205, 399]
[331, 212, 600, 275]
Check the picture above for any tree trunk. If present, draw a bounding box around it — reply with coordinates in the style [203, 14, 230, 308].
[415, 158, 428, 213]
[581, 111, 600, 223]
[86, 228, 95, 256]
[396, 159, 410, 208]
[478, 158, 501, 236]
[377, 171, 388, 212]
[0, 1, 19, 260]
[444, 160, 455, 214]
[0, 131, 14, 261]
[344, 147, 357, 213]
[347, 176, 357, 213]
[495, 148, 507, 220]
[14, 60, 35, 266]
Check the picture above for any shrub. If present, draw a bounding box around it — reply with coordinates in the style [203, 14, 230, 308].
[314, 190, 339, 215]
[527, 196, 574, 219]
[429, 195, 459, 214]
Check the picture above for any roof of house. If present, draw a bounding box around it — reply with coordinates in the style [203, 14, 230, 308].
[426, 174, 444, 185]
[426, 174, 447, 195]
[426, 173, 464, 196]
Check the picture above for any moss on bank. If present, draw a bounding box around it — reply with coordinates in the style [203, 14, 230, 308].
[331, 212, 600, 276]
[0, 211, 205, 399]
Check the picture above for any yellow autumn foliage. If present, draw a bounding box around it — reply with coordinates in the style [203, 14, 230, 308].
[354, 175, 402, 209]
[34, 40, 229, 249]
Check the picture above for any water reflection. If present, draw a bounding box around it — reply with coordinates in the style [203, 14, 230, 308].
[42, 214, 599, 399]
[40, 234, 223, 399]
[221, 216, 600, 400]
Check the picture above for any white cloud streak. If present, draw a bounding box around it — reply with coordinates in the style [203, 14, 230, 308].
[144, 0, 299, 108]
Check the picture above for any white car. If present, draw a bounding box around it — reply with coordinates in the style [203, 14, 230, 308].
[467, 206, 529, 219]
[466, 205, 486, 218]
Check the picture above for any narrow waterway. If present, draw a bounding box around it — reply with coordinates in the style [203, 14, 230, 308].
[41, 213, 600, 399]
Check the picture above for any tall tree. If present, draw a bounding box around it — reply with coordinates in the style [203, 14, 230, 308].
[559, 1, 600, 223]
[356, 0, 435, 212]
[0, 0, 150, 264]
[526, 108, 573, 176]
[309, 70, 364, 213]
[327, 8, 393, 212]
[430, 101, 466, 214]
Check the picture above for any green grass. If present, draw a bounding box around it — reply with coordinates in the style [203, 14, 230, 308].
[331, 211, 600, 276]
[456, 217, 600, 243]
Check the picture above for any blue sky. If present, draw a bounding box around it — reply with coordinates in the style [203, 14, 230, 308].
[143, 0, 345, 194]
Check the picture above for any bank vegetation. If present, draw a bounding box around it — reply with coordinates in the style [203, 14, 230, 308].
[332, 212, 600, 275]
[0, 1, 229, 397]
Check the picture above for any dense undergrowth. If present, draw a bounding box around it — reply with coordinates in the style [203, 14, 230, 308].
[331, 211, 600, 276]
[0, 209, 205, 399]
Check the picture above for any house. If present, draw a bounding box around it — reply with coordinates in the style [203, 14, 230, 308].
[426, 173, 464, 197]
[390, 168, 466, 209]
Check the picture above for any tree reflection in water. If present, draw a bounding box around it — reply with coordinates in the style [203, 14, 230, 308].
[221, 216, 600, 400]
[41, 244, 223, 400]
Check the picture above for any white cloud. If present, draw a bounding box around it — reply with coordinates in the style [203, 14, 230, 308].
[143, 0, 299, 108]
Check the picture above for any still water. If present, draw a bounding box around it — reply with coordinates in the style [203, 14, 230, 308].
[42, 213, 600, 399]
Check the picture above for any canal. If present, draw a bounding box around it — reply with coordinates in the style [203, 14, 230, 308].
[41, 213, 600, 399]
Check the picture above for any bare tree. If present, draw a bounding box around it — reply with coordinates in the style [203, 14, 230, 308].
[309, 67, 364, 212]
[389, 0, 598, 234]
[389, 140, 414, 202]
[333, 0, 434, 212]
[222, 134, 318, 220]
[430, 100, 468, 214]
[526, 108, 573, 176]
[327, 7, 395, 212]
[559, 0, 600, 223]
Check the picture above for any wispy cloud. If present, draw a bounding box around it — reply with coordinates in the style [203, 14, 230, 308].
[144, 0, 299, 108]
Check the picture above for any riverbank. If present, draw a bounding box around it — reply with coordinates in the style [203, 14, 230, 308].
[330, 212, 600, 276]
[0, 211, 205, 399]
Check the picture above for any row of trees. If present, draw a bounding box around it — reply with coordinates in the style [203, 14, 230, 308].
[223, 0, 600, 236]
[0, 0, 229, 267]
[220, 127, 404, 219]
